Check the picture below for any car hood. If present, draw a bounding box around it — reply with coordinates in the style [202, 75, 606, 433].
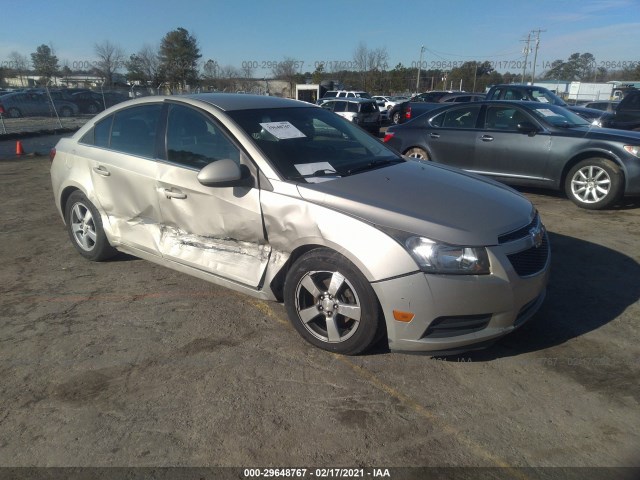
[297, 161, 535, 246]
[566, 125, 640, 141]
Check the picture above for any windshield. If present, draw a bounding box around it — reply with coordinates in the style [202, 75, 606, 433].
[528, 104, 591, 127]
[227, 106, 402, 183]
[528, 88, 567, 106]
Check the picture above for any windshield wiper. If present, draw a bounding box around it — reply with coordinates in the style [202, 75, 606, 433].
[345, 158, 404, 176]
[288, 168, 340, 180]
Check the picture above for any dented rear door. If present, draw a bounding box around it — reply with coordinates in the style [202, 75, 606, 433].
[87, 103, 164, 255]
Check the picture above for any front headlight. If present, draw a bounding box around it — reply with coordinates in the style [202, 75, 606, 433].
[624, 145, 640, 158]
[405, 236, 490, 275]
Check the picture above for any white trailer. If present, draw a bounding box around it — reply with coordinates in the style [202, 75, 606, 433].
[567, 82, 614, 102]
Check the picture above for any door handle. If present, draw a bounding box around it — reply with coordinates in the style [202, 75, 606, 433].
[481, 135, 494, 142]
[164, 189, 187, 200]
[92, 166, 110, 176]
[429, 133, 440, 139]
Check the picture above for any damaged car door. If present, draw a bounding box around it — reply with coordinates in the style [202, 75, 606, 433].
[156, 103, 269, 287]
[84, 103, 164, 254]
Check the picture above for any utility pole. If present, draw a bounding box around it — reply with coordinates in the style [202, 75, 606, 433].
[416, 45, 425, 93]
[530, 29, 545, 84]
[521, 32, 532, 84]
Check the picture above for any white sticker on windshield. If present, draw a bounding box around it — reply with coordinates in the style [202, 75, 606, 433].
[260, 121, 306, 139]
[294, 162, 337, 183]
[537, 109, 556, 117]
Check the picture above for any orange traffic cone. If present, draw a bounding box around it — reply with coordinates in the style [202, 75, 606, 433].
[16, 141, 24, 155]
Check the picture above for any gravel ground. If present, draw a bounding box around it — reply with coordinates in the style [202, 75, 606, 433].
[0, 152, 638, 477]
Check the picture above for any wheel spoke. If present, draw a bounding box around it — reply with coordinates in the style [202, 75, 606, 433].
[300, 275, 321, 298]
[337, 303, 361, 321]
[83, 209, 93, 224]
[71, 222, 83, 234]
[298, 305, 321, 324]
[80, 234, 91, 250]
[72, 204, 84, 222]
[86, 229, 97, 243]
[325, 316, 341, 342]
[327, 272, 345, 297]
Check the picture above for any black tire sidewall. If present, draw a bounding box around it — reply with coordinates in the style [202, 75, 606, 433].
[284, 248, 382, 355]
[565, 158, 623, 210]
[64, 191, 115, 261]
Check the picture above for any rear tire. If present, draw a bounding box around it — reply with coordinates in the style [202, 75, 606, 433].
[405, 147, 430, 161]
[565, 158, 623, 210]
[284, 248, 383, 355]
[65, 191, 117, 261]
[8, 107, 21, 118]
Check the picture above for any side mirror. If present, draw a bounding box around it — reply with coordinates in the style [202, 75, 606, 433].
[517, 121, 539, 136]
[197, 159, 251, 187]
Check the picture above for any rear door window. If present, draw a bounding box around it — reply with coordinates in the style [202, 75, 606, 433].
[432, 105, 481, 129]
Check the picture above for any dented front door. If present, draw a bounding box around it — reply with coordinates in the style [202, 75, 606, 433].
[155, 103, 269, 287]
[156, 162, 268, 287]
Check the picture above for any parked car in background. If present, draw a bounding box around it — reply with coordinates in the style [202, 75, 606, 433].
[320, 98, 381, 134]
[71, 91, 129, 114]
[0, 91, 79, 118]
[412, 91, 456, 103]
[372, 95, 406, 119]
[321, 90, 372, 99]
[50, 93, 549, 355]
[485, 84, 610, 127]
[583, 100, 620, 112]
[440, 93, 486, 103]
[383, 100, 640, 209]
[388, 91, 483, 125]
[605, 89, 640, 131]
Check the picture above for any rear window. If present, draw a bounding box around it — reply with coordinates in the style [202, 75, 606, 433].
[360, 102, 377, 113]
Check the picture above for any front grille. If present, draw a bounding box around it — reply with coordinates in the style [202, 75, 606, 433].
[499, 214, 540, 244]
[422, 314, 492, 339]
[507, 233, 550, 277]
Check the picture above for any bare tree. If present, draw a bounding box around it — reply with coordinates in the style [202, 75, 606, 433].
[271, 57, 302, 97]
[352, 42, 388, 91]
[94, 40, 125, 86]
[8, 51, 29, 86]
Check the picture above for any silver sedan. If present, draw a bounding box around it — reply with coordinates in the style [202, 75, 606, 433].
[50, 94, 550, 355]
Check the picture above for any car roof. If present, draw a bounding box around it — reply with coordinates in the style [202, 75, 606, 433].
[322, 97, 376, 103]
[183, 93, 309, 111]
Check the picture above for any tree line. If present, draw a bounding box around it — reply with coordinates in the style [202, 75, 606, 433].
[2, 27, 639, 95]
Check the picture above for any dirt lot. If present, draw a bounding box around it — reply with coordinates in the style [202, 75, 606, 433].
[0, 152, 639, 475]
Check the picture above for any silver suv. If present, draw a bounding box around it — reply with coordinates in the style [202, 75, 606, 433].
[320, 98, 381, 134]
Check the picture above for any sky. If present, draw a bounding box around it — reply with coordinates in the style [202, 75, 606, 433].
[1, 0, 639, 77]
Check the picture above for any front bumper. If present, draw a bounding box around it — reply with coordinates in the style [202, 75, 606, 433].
[372, 234, 550, 354]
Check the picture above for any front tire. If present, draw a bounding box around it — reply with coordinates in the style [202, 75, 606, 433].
[65, 191, 117, 261]
[284, 248, 383, 355]
[565, 158, 623, 209]
[60, 106, 73, 118]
